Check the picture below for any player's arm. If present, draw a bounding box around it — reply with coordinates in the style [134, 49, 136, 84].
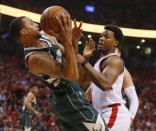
[123, 68, 139, 120]
[28, 14, 79, 80]
[78, 55, 124, 90]
[85, 86, 92, 103]
[56, 14, 79, 80]
[77, 38, 96, 88]
[24, 92, 40, 117]
[70, 19, 93, 88]
[78, 65, 92, 89]
[72, 19, 83, 54]
[27, 51, 78, 80]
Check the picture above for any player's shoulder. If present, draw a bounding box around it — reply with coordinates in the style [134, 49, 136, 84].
[106, 55, 123, 66]
[27, 91, 35, 98]
[41, 31, 57, 43]
[100, 55, 124, 72]
[27, 51, 54, 67]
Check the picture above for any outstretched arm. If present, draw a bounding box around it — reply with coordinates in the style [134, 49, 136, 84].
[72, 19, 83, 54]
[56, 14, 79, 80]
[77, 38, 96, 88]
[77, 55, 124, 90]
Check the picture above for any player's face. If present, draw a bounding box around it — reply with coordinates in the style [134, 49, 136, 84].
[21, 17, 40, 39]
[31, 86, 39, 96]
[98, 30, 117, 52]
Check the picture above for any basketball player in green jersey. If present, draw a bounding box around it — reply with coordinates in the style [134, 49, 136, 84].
[20, 84, 41, 131]
[10, 15, 108, 131]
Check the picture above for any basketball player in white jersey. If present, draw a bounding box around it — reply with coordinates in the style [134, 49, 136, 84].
[77, 25, 139, 131]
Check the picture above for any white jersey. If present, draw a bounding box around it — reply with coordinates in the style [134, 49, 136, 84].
[91, 53, 126, 112]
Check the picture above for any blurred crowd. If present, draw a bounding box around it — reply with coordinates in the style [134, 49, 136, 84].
[1, 0, 156, 30]
[0, 54, 62, 131]
[130, 67, 156, 131]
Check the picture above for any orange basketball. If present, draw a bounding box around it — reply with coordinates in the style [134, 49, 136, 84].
[40, 6, 70, 33]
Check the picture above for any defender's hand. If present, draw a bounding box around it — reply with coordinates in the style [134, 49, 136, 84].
[77, 54, 85, 65]
[72, 19, 83, 45]
[83, 38, 96, 59]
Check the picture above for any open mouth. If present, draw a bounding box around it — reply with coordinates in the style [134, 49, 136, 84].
[98, 43, 104, 47]
[98, 43, 105, 50]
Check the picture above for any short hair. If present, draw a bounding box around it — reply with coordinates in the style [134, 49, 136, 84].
[9, 16, 26, 40]
[104, 25, 124, 45]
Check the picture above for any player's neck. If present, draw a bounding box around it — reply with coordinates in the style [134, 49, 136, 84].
[101, 48, 116, 57]
[23, 38, 40, 48]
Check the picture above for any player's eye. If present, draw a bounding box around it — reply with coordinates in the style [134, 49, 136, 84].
[105, 34, 110, 39]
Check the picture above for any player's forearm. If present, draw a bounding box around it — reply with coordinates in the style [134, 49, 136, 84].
[63, 41, 79, 80]
[129, 98, 139, 119]
[72, 43, 89, 81]
[83, 63, 111, 90]
[72, 42, 78, 54]
[78, 65, 91, 88]
[124, 85, 139, 119]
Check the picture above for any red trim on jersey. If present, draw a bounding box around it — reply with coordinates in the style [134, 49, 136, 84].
[107, 104, 119, 128]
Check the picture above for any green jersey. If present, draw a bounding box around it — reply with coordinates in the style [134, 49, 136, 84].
[20, 92, 37, 131]
[24, 35, 108, 131]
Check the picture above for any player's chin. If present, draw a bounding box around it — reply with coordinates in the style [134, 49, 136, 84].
[98, 45, 105, 50]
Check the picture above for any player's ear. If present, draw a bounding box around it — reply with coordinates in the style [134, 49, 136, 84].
[21, 28, 28, 35]
[115, 41, 119, 47]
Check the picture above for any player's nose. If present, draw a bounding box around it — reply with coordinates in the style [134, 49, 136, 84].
[99, 37, 104, 43]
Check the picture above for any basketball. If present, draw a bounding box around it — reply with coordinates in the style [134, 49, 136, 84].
[40, 6, 70, 33]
